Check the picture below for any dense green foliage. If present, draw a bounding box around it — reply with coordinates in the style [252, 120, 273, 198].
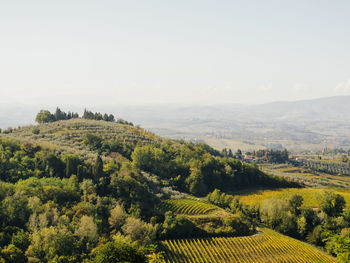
[0, 137, 93, 182]
[0, 117, 310, 262]
[259, 192, 350, 261]
[131, 143, 297, 196]
[207, 189, 242, 212]
[93, 236, 146, 263]
[0, 137, 164, 262]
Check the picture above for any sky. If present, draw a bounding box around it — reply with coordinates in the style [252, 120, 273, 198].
[1, 0, 350, 106]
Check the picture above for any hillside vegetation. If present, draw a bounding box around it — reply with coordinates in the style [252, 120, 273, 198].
[1, 114, 349, 262]
[0, 114, 306, 262]
[2, 118, 161, 161]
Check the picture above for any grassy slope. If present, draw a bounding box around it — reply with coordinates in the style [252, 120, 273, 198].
[1, 118, 162, 161]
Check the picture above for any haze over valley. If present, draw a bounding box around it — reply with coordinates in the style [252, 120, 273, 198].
[3, 95, 350, 152]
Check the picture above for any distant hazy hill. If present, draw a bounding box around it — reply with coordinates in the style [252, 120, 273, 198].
[1, 95, 350, 151]
[103, 96, 350, 151]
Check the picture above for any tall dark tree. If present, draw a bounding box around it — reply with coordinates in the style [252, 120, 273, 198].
[235, 149, 242, 160]
[54, 107, 67, 121]
[108, 114, 115, 122]
[93, 155, 104, 180]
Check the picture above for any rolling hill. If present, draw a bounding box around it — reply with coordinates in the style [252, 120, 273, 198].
[0, 118, 162, 161]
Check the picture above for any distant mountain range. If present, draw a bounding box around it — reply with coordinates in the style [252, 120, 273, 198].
[2, 95, 350, 151]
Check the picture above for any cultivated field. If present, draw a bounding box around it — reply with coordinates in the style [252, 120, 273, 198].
[161, 228, 336, 263]
[1, 118, 161, 160]
[260, 163, 350, 189]
[160, 199, 219, 215]
[237, 187, 350, 208]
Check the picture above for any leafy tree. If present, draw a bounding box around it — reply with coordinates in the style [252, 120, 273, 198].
[108, 204, 127, 231]
[84, 134, 103, 152]
[161, 211, 198, 239]
[185, 166, 207, 195]
[75, 215, 98, 243]
[10, 230, 30, 252]
[1, 244, 26, 263]
[93, 238, 146, 263]
[35, 110, 55, 123]
[260, 198, 288, 229]
[288, 194, 303, 216]
[108, 114, 115, 122]
[131, 145, 168, 178]
[122, 217, 158, 245]
[306, 225, 325, 246]
[27, 227, 76, 262]
[325, 234, 350, 263]
[320, 191, 346, 217]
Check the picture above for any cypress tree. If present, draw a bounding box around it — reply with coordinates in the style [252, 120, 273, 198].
[93, 155, 103, 179]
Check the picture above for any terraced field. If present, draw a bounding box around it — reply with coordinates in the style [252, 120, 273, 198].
[162, 228, 336, 263]
[160, 199, 219, 215]
[2, 118, 161, 160]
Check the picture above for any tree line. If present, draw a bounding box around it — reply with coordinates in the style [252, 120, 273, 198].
[82, 109, 115, 122]
[35, 107, 79, 123]
[301, 160, 350, 176]
[250, 149, 289, 163]
[35, 108, 117, 124]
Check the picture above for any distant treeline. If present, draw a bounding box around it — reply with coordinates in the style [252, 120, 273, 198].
[35, 107, 134, 125]
[319, 147, 350, 156]
[301, 159, 350, 176]
[82, 109, 115, 122]
[250, 149, 289, 163]
[35, 108, 79, 123]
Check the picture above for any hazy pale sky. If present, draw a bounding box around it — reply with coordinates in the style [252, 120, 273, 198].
[1, 0, 350, 106]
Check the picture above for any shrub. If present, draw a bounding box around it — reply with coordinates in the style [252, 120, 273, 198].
[32, 128, 40, 135]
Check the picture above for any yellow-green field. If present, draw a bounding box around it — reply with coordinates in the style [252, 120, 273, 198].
[238, 188, 350, 208]
[159, 199, 219, 215]
[162, 228, 336, 263]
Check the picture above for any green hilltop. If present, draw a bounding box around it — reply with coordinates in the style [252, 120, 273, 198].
[2, 118, 162, 161]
